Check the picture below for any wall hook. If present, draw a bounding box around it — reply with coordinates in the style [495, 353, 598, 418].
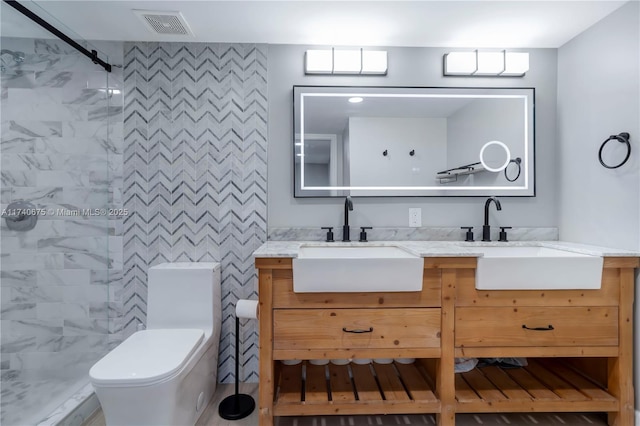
[383, 150, 388, 156]
[409, 149, 415, 156]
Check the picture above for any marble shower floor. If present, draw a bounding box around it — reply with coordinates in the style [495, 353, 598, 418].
[85, 383, 609, 426]
[1, 376, 88, 426]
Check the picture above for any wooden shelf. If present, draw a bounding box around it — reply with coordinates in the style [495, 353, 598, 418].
[455, 358, 617, 413]
[274, 361, 440, 416]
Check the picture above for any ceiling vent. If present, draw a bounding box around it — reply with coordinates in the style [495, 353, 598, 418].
[133, 10, 194, 36]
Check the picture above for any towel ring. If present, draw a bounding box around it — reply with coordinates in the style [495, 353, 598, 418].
[504, 157, 522, 182]
[598, 132, 631, 169]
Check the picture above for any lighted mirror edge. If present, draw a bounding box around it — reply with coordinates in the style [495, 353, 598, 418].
[294, 86, 535, 197]
[298, 95, 529, 188]
[299, 94, 306, 189]
[301, 186, 528, 191]
[302, 93, 528, 99]
[524, 101, 530, 189]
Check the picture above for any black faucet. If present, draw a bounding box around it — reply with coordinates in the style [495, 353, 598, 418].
[482, 196, 502, 242]
[343, 196, 353, 242]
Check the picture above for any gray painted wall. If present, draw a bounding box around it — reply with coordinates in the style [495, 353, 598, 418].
[556, 0, 640, 413]
[557, 1, 640, 251]
[268, 45, 558, 230]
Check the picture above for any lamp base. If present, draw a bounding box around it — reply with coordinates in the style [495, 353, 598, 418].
[218, 393, 255, 420]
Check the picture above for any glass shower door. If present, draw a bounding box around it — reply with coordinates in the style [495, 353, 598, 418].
[1, 2, 122, 424]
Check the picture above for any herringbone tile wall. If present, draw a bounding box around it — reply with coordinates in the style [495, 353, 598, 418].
[123, 42, 267, 382]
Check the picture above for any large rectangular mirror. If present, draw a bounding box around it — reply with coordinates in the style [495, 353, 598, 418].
[293, 86, 535, 197]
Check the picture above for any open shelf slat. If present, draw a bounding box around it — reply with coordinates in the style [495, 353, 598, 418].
[305, 364, 329, 403]
[460, 368, 509, 402]
[328, 364, 355, 402]
[277, 364, 303, 403]
[524, 360, 587, 401]
[479, 366, 533, 401]
[394, 362, 438, 402]
[455, 359, 618, 413]
[274, 361, 440, 416]
[506, 366, 561, 400]
[373, 363, 410, 401]
[536, 359, 617, 402]
[455, 374, 478, 403]
[351, 364, 382, 402]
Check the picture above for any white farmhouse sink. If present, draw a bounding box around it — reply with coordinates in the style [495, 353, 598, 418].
[292, 245, 423, 293]
[475, 246, 603, 290]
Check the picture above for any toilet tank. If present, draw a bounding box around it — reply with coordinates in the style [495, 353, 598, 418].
[146, 263, 221, 332]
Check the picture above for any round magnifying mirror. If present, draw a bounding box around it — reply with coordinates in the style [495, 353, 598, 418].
[479, 140, 511, 172]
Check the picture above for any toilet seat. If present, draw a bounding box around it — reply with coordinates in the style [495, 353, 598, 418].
[90, 329, 204, 387]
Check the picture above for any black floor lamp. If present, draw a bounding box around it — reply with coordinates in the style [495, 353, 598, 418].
[219, 300, 257, 420]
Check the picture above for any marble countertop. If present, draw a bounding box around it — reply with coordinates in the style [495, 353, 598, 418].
[253, 240, 640, 258]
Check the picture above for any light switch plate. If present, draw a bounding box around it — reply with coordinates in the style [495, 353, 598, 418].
[409, 208, 421, 227]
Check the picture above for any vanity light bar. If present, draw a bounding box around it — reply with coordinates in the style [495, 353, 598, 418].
[443, 50, 529, 76]
[305, 48, 388, 75]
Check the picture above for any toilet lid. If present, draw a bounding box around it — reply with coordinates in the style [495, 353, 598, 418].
[90, 329, 204, 387]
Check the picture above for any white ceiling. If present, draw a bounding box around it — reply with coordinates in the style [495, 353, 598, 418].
[1, 1, 630, 48]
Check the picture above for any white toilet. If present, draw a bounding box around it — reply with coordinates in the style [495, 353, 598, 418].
[89, 263, 221, 426]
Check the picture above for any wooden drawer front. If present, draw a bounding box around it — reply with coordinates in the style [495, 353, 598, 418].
[455, 307, 618, 347]
[274, 308, 441, 351]
[455, 268, 619, 307]
[272, 269, 441, 309]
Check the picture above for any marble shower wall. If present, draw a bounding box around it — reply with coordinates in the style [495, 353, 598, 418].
[0, 38, 124, 425]
[123, 42, 268, 383]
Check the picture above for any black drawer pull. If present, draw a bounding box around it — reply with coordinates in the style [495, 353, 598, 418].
[342, 327, 373, 334]
[522, 324, 554, 331]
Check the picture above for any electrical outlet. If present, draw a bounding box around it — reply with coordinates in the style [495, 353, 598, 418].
[409, 208, 422, 227]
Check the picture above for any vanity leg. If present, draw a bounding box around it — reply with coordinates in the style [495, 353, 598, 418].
[437, 269, 457, 426]
[607, 268, 635, 426]
[258, 269, 274, 426]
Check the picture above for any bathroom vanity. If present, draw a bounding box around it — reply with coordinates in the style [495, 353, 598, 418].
[253, 242, 638, 426]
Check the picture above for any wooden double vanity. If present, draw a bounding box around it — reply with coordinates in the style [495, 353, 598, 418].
[254, 242, 638, 426]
